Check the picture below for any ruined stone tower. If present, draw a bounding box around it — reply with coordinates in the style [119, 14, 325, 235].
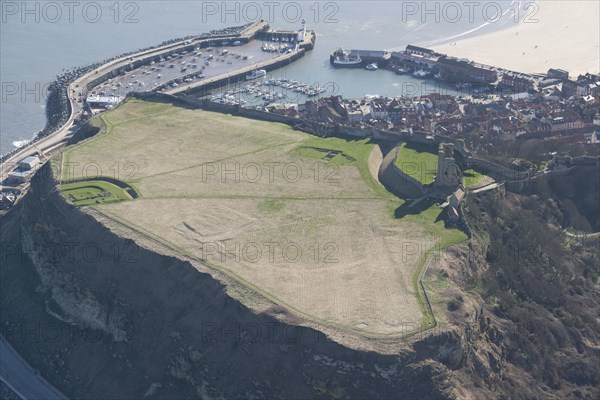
[435, 143, 462, 190]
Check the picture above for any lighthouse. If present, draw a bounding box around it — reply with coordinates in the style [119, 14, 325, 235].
[297, 19, 306, 43]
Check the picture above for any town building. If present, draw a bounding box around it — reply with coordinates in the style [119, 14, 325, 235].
[437, 56, 497, 84]
[20, 155, 40, 171]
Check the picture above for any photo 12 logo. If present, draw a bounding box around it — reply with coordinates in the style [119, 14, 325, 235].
[200, 1, 340, 24]
[1, 1, 140, 24]
[401, 1, 539, 24]
[1, 82, 51, 104]
[199, 241, 340, 265]
[199, 161, 339, 185]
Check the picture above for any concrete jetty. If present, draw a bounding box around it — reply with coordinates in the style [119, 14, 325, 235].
[165, 49, 308, 96]
[330, 49, 392, 67]
[0, 21, 315, 208]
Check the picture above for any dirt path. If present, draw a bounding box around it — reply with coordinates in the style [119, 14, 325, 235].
[368, 144, 384, 186]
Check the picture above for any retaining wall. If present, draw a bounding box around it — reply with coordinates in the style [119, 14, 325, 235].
[378, 145, 426, 199]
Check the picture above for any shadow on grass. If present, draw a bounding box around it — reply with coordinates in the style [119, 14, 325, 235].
[402, 141, 438, 154]
[394, 197, 446, 224]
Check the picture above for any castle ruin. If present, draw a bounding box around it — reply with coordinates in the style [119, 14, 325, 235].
[435, 143, 463, 191]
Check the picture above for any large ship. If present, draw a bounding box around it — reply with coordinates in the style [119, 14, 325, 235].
[330, 47, 362, 67]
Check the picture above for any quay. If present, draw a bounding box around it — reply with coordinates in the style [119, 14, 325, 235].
[331, 44, 542, 90]
[330, 49, 392, 67]
[164, 47, 308, 96]
[0, 21, 316, 211]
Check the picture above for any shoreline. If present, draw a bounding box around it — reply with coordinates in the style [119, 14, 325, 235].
[0, 25, 254, 161]
[432, 0, 600, 76]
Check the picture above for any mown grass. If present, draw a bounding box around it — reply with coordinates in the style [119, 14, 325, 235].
[395, 142, 438, 185]
[292, 136, 398, 201]
[59, 99, 471, 337]
[61, 180, 132, 206]
[463, 168, 487, 188]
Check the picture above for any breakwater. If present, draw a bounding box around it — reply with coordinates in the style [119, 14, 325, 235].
[168, 50, 309, 96]
[0, 24, 256, 163]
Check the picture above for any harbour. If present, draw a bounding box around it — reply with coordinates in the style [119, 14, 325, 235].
[0, 21, 316, 207]
[330, 44, 543, 92]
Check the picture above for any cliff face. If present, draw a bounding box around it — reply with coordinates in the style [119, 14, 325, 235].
[3, 160, 597, 399]
[459, 176, 600, 400]
[1, 164, 454, 399]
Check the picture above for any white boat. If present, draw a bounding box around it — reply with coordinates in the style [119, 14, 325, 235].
[413, 69, 432, 78]
[233, 41, 242, 46]
[396, 67, 409, 75]
[331, 47, 362, 67]
[333, 56, 362, 66]
[366, 63, 379, 70]
[246, 69, 267, 80]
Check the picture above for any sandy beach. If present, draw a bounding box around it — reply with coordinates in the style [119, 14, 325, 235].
[432, 0, 600, 76]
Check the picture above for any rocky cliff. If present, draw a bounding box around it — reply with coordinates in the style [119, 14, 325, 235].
[1, 164, 455, 399]
[2, 159, 598, 399]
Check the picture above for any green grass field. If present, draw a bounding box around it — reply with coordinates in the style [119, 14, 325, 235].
[463, 168, 487, 188]
[292, 136, 396, 200]
[61, 180, 132, 206]
[59, 98, 468, 337]
[395, 143, 439, 185]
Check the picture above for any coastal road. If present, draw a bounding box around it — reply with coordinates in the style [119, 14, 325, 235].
[0, 22, 268, 183]
[0, 23, 274, 397]
[0, 337, 67, 400]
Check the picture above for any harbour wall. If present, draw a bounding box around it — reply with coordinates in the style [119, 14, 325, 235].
[171, 49, 308, 96]
[0, 24, 264, 163]
[329, 50, 392, 68]
[83, 24, 273, 95]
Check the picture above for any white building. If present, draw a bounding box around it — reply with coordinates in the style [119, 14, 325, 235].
[20, 155, 40, 171]
[86, 95, 125, 109]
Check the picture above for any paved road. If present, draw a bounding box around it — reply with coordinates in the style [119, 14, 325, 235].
[0, 22, 268, 183]
[0, 23, 272, 397]
[0, 337, 66, 400]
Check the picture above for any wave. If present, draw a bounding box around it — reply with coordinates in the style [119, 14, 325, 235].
[13, 139, 31, 148]
[389, 0, 525, 51]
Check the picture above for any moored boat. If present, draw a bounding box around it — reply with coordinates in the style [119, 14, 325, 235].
[246, 69, 267, 80]
[413, 69, 432, 78]
[331, 47, 362, 67]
